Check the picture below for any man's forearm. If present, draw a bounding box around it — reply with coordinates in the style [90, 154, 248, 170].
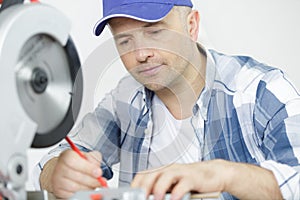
[225, 161, 283, 200]
[39, 157, 58, 192]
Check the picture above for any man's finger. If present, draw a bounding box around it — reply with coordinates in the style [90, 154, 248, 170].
[169, 179, 193, 200]
[131, 169, 162, 197]
[59, 150, 102, 178]
[52, 175, 93, 199]
[59, 163, 102, 188]
[85, 151, 102, 166]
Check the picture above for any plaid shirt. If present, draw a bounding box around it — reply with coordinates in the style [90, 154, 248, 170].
[36, 48, 300, 199]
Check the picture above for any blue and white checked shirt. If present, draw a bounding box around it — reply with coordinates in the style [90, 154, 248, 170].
[36, 48, 300, 199]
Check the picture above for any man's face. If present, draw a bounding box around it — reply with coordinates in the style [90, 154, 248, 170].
[109, 8, 195, 92]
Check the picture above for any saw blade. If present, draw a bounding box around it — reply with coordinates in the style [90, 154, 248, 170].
[16, 34, 73, 134]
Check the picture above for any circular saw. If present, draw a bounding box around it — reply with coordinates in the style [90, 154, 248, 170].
[0, 0, 83, 199]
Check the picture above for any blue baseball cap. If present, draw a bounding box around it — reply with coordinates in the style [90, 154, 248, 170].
[93, 0, 193, 36]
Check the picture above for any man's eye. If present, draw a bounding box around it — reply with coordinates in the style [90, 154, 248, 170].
[119, 40, 129, 46]
[148, 29, 162, 35]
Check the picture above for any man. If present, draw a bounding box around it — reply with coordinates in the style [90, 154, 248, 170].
[36, 0, 300, 199]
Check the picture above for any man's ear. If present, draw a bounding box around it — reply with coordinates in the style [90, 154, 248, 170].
[187, 10, 200, 41]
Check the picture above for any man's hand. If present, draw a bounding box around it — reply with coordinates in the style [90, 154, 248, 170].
[40, 150, 104, 199]
[131, 160, 226, 200]
[131, 159, 283, 200]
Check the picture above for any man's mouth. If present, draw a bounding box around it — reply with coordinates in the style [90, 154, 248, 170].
[138, 64, 163, 76]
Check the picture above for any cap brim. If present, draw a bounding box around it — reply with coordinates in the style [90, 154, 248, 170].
[93, 3, 174, 36]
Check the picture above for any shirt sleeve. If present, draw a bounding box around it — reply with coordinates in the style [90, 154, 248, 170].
[32, 81, 124, 190]
[32, 143, 70, 190]
[254, 69, 300, 199]
[260, 160, 300, 199]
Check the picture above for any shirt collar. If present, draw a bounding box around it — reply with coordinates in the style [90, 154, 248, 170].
[195, 46, 217, 121]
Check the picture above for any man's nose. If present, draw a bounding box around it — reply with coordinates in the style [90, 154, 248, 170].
[134, 47, 154, 62]
[133, 35, 154, 62]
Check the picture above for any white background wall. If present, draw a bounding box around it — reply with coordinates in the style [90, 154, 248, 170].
[26, 0, 300, 190]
